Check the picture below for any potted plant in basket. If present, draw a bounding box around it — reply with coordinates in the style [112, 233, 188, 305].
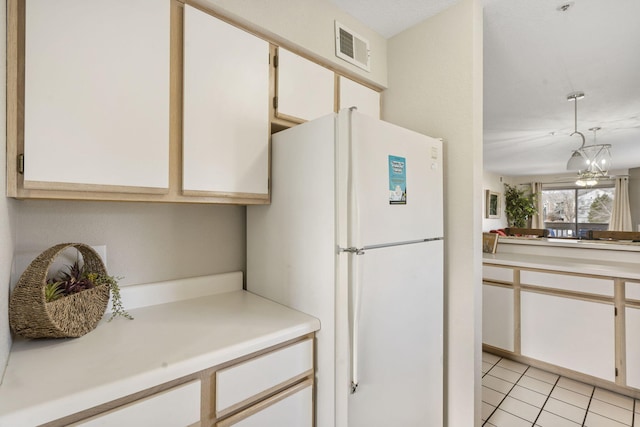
[45, 261, 132, 322]
[504, 183, 538, 228]
[9, 243, 132, 339]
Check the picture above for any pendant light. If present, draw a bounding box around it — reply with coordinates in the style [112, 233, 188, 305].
[566, 92, 587, 171]
[565, 92, 612, 186]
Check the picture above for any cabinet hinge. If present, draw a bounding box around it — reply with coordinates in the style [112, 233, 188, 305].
[616, 368, 619, 377]
[273, 96, 278, 109]
[615, 307, 618, 316]
[17, 154, 24, 174]
[273, 53, 278, 68]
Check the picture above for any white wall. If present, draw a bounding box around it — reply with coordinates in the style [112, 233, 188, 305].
[196, 0, 388, 88]
[0, 0, 16, 382]
[12, 201, 245, 287]
[383, 1, 483, 425]
[482, 171, 508, 231]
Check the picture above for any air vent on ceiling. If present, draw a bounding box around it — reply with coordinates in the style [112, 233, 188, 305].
[335, 21, 370, 72]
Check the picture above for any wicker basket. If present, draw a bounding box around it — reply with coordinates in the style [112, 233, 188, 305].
[9, 243, 110, 338]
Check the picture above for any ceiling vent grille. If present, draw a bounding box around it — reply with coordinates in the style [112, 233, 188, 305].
[335, 21, 370, 72]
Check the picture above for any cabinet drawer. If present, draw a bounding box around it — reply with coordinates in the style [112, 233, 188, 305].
[71, 380, 201, 426]
[215, 339, 313, 416]
[520, 270, 613, 296]
[627, 282, 640, 302]
[483, 265, 514, 284]
[216, 379, 313, 427]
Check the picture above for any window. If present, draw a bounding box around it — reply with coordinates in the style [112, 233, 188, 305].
[542, 186, 615, 238]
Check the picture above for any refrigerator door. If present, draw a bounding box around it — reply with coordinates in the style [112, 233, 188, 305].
[344, 110, 443, 247]
[347, 239, 443, 426]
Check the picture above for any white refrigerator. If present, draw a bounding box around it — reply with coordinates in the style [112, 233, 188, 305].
[247, 108, 443, 427]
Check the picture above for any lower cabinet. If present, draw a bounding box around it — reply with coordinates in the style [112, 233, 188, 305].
[70, 381, 201, 427]
[626, 307, 640, 389]
[482, 283, 514, 352]
[520, 291, 615, 381]
[56, 336, 314, 426]
[213, 338, 314, 425]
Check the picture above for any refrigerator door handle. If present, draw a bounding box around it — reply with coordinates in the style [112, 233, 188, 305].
[339, 246, 365, 255]
[349, 249, 365, 394]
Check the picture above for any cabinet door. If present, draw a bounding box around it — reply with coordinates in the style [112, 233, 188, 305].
[71, 380, 201, 426]
[482, 284, 514, 352]
[276, 48, 335, 122]
[338, 76, 380, 118]
[626, 307, 640, 389]
[24, 0, 170, 191]
[183, 5, 269, 197]
[521, 291, 615, 381]
[216, 380, 313, 427]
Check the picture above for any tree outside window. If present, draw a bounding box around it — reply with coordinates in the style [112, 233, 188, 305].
[542, 186, 614, 237]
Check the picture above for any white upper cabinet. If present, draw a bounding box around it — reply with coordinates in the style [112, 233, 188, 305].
[338, 76, 380, 118]
[275, 48, 335, 122]
[23, 0, 171, 191]
[183, 5, 269, 197]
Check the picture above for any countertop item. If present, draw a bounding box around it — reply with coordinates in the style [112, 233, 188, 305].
[0, 272, 320, 426]
[483, 251, 640, 281]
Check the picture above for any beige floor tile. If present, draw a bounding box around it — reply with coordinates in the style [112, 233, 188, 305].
[490, 365, 525, 383]
[499, 395, 542, 422]
[518, 375, 555, 396]
[483, 385, 507, 407]
[589, 399, 633, 425]
[584, 411, 629, 426]
[483, 351, 501, 364]
[487, 408, 534, 427]
[592, 388, 634, 411]
[484, 374, 516, 394]
[483, 401, 497, 421]
[484, 360, 496, 374]
[497, 358, 529, 374]
[557, 376, 595, 397]
[551, 386, 591, 409]
[509, 384, 549, 408]
[543, 398, 587, 424]
[526, 367, 560, 385]
[536, 410, 581, 427]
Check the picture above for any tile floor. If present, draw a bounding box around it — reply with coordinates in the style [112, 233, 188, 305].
[482, 352, 639, 426]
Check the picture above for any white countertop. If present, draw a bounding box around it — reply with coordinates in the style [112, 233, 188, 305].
[0, 275, 320, 426]
[498, 235, 640, 252]
[483, 251, 640, 280]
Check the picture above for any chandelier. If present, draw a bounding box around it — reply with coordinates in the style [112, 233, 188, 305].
[565, 92, 612, 186]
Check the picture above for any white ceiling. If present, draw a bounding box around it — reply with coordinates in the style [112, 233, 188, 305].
[329, 0, 640, 177]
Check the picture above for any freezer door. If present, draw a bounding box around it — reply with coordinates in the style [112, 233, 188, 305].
[347, 240, 443, 427]
[345, 110, 443, 246]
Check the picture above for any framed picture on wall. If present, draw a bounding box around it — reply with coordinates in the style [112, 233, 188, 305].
[485, 190, 501, 219]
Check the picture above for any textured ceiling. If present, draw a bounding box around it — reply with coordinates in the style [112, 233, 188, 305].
[329, 0, 640, 177]
[483, 0, 640, 177]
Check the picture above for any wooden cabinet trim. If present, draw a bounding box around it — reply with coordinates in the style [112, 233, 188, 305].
[6, 0, 24, 198]
[520, 284, 614, 305]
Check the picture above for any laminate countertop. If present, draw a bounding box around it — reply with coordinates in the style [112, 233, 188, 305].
[483, 251, 640, 281]
[0, 273, 320, 426]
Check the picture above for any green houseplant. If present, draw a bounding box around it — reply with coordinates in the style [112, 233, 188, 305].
[504, 183, 538, 228]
